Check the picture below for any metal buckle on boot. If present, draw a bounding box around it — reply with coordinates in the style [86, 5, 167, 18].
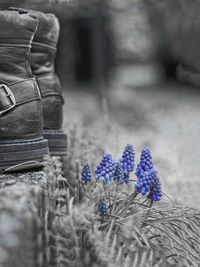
[0, 84, 16, 115]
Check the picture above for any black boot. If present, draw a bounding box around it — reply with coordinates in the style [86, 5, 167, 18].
[0, 10, 49, 172]
[28, 10, 67, 156]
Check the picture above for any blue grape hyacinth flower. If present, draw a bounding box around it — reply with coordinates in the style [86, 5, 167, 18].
[99, 200, 109, 215]
[113, 162, 125, 183]
[148, 174, 162, 201]
[95, 154, 116, 184]
[81, 163, 92, 182]
[135, 147, 153, 174]
[135, 147, 157, 196]
[121, 144, 135, 173]
[135, 168, 157, 196]
[120, 144, 135, 183]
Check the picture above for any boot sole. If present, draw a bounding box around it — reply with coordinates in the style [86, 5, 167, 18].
[43, 130, 67, 156]
[0, 137, 49, 172]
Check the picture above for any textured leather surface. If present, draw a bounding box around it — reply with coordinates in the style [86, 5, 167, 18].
[29, 11, 64, 131]
[0, 98, 42, 139]
[36, 74, 63, 101]
[10, 78, 41, 106]
[30, 11, 59, 48]
[41, 91, 63, 130]
[0, 79, 41, 114]
[0, 10, 43, 140]
[31, 44, 56, 76]
[0, 10, 38, 46]
[9, 7, 60, 47]
[36, 74, 63, 129]
[0, 46, 34, 84]
[0, 85, 15, 114]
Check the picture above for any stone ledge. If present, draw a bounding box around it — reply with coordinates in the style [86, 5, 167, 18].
[0, 162, 57, 267]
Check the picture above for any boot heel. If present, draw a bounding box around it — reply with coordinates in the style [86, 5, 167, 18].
[43, 130, 67, 156]
[0, 137, 49, 172]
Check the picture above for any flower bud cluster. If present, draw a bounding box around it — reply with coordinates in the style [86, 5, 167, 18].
[135, 147, 162, 201]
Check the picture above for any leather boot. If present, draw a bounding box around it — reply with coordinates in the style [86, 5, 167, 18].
[0, 10, 49, 172]
[30, 11, 67, 155]
[9, 8, 68, 156]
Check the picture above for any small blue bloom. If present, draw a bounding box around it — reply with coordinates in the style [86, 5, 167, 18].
[119, 144, 135, 183]
[113, 162, 125, 183]
[136, 147, 153, 173]
[148, 174, 162, 201]
[99, 200, 109, 215]
[95, 154, 116, 184]
[81, 163, 92, 182]
[135, 147, 156, 196]
[135, 168, 157, 196]
[120, 144, 135, 173]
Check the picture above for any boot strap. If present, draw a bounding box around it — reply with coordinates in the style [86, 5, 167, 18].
[0, 78, 41, 116]
[37, 73, 64, 104]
